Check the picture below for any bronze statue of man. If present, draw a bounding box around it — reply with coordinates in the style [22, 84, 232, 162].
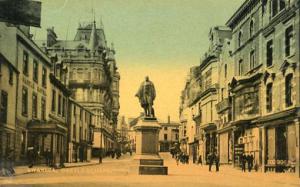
[135, 76, 156, 118]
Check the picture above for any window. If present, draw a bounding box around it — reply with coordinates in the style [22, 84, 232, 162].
[9, 68, 13, 85]
[164, 134, 168, 141]
[175, 134, 179, 140]
[51, 90, 56, 112]
[266, 83, 273, 112]
[22, 87, 28, 116]
[238, 31, 242, 47]
[266, 40, 273, 67]
[221, 88, 224, 101]
[58, 94, 62, 115]
[42, 67, 47, 87]
[41, 97, 46, 120]
[23, 51, 29, 75]
[285, 26, 294, 57]
[224, 64, 227, 78]
[271, 0, 286, 17]
[80, 127, 83, 140]
[164, 127, 168, 131]
[0, 90, 8, 123]
[62, 97, 66, 117]
[21, 131, 26, 154]
[249, 19, 254, 37]
[238, 59, 243, 75]
[73, 124, 76, 139]
[285, 74, 293, 107]
[80, 109, 82, 121]
[33, 59, 38, 82]
[32, 93, 38, 118]
[250, 50, 256, 70]
[73, 105, 76, 116]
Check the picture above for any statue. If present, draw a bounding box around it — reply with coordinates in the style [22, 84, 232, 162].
[135, 76, 156, 118]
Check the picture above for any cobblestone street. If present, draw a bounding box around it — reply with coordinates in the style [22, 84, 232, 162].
[1, 153, 299, 187]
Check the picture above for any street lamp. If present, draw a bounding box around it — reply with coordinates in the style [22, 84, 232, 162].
[99, 112, 104, 163]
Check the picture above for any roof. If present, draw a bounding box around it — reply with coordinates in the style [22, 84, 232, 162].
[226, 0, 260, 28]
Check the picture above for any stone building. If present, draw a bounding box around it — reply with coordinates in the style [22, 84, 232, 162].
[158, 116, 180, 152]
[37, 21, 120, 157]
[67, 98, 94, 163]
[180, 0, 300, 177]
[0, 22, 18, 163]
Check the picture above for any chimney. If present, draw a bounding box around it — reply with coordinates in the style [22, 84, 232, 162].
[168, 115, 170, 124]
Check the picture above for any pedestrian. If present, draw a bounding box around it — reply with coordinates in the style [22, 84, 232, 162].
[208, 153, 213, 172]
[215, 153, 219, 172]
[45, 149, 50, 166]
[27, 147, 34, 168]
[248, 154, 254, 172]
[197, 155, 202, 166]
[241, 154, 246, 172]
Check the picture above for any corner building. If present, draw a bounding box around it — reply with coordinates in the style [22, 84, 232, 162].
[38, 21, 120, 157]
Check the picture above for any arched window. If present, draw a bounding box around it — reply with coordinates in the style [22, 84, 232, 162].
[250, 19, 254, 37]
[238, 31, 242, 47]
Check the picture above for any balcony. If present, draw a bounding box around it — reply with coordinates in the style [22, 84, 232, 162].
[216, 98, 230, 114]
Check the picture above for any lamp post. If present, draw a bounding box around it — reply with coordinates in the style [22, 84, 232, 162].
[99, 112, 104, 164]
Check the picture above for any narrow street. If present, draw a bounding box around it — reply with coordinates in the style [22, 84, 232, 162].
[1, 153, 299, 187]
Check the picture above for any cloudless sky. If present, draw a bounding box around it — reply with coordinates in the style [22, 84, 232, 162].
[34, 0, 244, 122]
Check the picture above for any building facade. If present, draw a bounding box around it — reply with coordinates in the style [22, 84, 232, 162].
[37, 21, 120, 157]
[180, 0, 300, 177]
[158, 116, 180, 152]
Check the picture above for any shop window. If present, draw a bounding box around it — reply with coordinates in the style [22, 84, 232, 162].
[33, 59, 38, 83]
[22, 87, 28, 116]
[73, 124, 76, 139]
[285, 74, 293, 107]
[266, 83, 273, 112]
[23, 51, 29, 76]
[285, 25, 294, 57]
[266, 40, 273, 67]
[0, 90, 8, 123]
[32, 93, 38, 118]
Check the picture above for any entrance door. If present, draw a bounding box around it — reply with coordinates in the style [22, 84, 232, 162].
[276, 126, 287, 167]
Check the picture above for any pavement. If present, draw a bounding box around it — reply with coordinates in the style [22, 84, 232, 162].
[0, 153, 299, 187]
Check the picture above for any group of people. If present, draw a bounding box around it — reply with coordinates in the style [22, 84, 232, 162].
[207, 152, 220, 172]
[240, 154, 255, 172]
[0, 149, 15, 176]
[106, 148, 122, 159]
[170, 147, 190, 165]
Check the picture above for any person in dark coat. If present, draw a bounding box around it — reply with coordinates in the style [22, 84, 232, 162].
[241, 154, 246, 172]
[208, 153, 214, 172]
[45, 149, 51, 166]
[247, 154, 254, 172]
[215, 153, 220, 172]
[27, 147, 34, 168]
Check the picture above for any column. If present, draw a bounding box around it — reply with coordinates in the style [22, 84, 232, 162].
[294, 119, 300, 177]
[260, 126, 266, 173]
[231, 129, 235, 167]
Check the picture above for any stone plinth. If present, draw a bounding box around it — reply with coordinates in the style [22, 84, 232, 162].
[134, 118, 168, 175]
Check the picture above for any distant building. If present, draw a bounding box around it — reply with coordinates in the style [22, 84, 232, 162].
[158, 116, 180, 152]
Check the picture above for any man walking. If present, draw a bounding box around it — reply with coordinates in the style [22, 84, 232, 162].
[208, 153, 213, 172]
[241, 153, 246, 172]
[215, 153, 220, 172]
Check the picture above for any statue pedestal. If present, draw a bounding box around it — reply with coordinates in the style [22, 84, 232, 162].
[134, 118, 168, 175]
